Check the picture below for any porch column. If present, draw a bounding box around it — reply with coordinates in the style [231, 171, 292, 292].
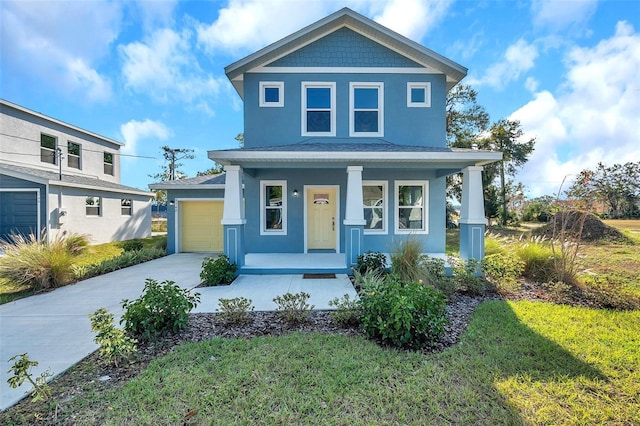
[343, 166, 365, 267]
[222, 165, 246, 268]
[459, 166, 486, 260]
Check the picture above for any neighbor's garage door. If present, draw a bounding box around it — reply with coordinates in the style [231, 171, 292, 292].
[0, 191, 38, 241]
[180, 201, 223, 252]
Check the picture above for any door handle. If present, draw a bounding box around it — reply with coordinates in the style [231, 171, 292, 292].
[332, 217, 335, 231]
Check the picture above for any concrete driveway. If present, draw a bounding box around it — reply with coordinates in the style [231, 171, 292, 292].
[0, 253, 357, 410]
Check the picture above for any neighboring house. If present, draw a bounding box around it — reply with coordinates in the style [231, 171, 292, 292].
[153, 8, 501, 273]
[0, 99, 153, 244]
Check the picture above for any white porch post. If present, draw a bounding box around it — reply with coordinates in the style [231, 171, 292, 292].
[222, 165, 245, 268]
[459, 166, 487, 260]
[344, 166, 365, 267]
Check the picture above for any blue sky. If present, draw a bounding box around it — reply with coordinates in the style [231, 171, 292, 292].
[2, 0, 639, 198]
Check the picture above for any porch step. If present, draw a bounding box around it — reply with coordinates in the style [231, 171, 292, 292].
[241, 253, 350, 275]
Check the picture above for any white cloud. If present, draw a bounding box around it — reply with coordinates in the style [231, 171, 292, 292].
[531, 0, 598, 31]
[512, 21, 640, 197]
[469, 39, 539, 89]
[0, 0, 120, 102]
[120, 28, 226, 106]
[195, 0, 452, 54]
[120, 119, 172, 156]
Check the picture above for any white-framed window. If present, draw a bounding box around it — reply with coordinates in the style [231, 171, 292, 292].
[40, 134, 57, 164]
[259, 81, 284, 107]
[104, 152, 114, 175]
[407, 82, 431, 107]
[301, 82, 336, 136]
[86, 196, 101, 216]
[121, 199, 132, 216]
[68, 141, 81, 169]
[395, 181, 429, 234]
[363, 180, 388, 234]
[260, 180, 287, 235]
[350, 82, 384, 137]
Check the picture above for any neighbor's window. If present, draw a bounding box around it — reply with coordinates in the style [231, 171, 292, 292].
[350, 82, 383, 137]
[302, 82, 336, 136]
[104, 152, 114, 175]
[40, 134, 57, 164]
[121, 199, 132, 216]
[261, 180, 287, 235]
[86, 196, 101, 216]
[363, 181, 387, 234]
[259, 81, 284, 107]
[395, 181, 428, 234]
[407, 82, 431, 107]
[68, 141, 81, 169]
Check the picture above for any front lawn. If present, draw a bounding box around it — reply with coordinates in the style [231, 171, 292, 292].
[5, 300, 637, 424]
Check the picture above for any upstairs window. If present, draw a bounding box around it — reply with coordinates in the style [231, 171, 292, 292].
[302, 82, 335, 136]
[104, 152, 114, 175]
[86, 196, 101, 216]
[40, 134, 57, 164]
[259, 81, 284, 107]
[260, 180, 287, 235]
[121, 199, 132, 216]
[350, 82, 384, 137]
[395, 181, 428, 234]
[363, 181, 387, 234]
[68, 142, 81, 169]
[407, 82, 431, 107]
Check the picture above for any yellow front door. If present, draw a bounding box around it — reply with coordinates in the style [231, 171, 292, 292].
[180, 201, 224, 252]
[307, 188, 336, 250]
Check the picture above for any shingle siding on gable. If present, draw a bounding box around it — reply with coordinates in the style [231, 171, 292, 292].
[268, 28, 421, 68]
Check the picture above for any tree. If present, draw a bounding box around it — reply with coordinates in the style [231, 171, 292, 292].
[522, 195, 555, 222]
[148, 146, 195, 204]
[197, 164, 224, 176]
[481, 119, 536, 226]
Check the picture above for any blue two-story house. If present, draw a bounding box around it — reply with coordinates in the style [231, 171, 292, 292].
[153, 8, 501, 274]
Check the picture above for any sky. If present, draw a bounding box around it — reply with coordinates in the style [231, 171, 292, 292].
[1, 0, 639, 198]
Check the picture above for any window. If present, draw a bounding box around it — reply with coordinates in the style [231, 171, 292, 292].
[259, 81, 284, 107]
[104, 152, 114, 175]
[68, 142, 81, 169]
[363, 181, 387, 234]
[260, 181, 287, 235]
[407, 82, 431, 107]
[302, 82, 336, 136]
[350, 82, 384, 137]
[86, 196, 101, 216]
[40, 134, 57, 164]
[121, 199, 132, 216]
[395, 181, 428, 234]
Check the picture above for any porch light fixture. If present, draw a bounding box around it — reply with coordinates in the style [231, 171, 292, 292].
[169, 200, 175, 206]
[292, 189, 299, 197]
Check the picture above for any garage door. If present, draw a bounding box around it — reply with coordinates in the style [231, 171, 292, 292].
[0, 191, 38, 241]
[180, 201, 224, 252]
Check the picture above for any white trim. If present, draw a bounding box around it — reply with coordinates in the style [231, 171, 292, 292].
[363, 180, 388, 235]
[259, 81, 284, 107]
[303, 185, 340, 254]
[394, 180, 429, 235]
[260, 180, 287, 235]
[174, 197, 224, 253]
[349, 82, 384, 137]
[301, 81, 336, 137]
[407, 82, 431, 108]
[255, 66, 436, 74]
[85, 195, 102, 217]
[0, 188, 42, 241]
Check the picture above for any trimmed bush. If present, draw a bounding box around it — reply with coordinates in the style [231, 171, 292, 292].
[216, 297, 254, 325]
[76, 247, 166, 280]
[273, 292, 315, 324]
[482, 253, 524, 294]
[356, 251, 387, 275]
[328, 293, 361, 327]
[121, 279, 200, 341]
[359, 275, 448, 349]
[200, 255, 237, 286]
[421, 256, 457, 299]
[449, 257, 487, 295]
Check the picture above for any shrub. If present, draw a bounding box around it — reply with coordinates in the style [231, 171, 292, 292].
[421, 256, 457, 299]
[328, 293, 361, 327]
[356, 251, 387, 275]
[6, 353, 53, 402]
[544, 281, 575, 304]
[449, 257, 487, 295]
[273, 292, 315, 324]
[216, 297, 254, 325]
[0, 233, 88, 291]
[359, 275, 448, 349]
[200, 255, 237, 286]
[482, 253, 524, 294]
[121, 279, 200, 341]
[581, 276, 640, 311]
[76, 248, 166, 280]
[484, 234, 508, 256]
[122, 240, 144, 252]
[514, 242, 556, 283]
[390, 238, 424, 282]
[89, 308, 137, 366]
[351, 268, 385, 294]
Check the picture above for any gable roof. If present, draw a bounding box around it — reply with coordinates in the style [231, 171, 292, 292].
[225, 7, 467, 97]
[149, 173, 226, 190]
[0, 163, 151, 197]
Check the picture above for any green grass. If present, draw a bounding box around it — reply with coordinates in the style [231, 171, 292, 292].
[27, 301, 638, 425]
